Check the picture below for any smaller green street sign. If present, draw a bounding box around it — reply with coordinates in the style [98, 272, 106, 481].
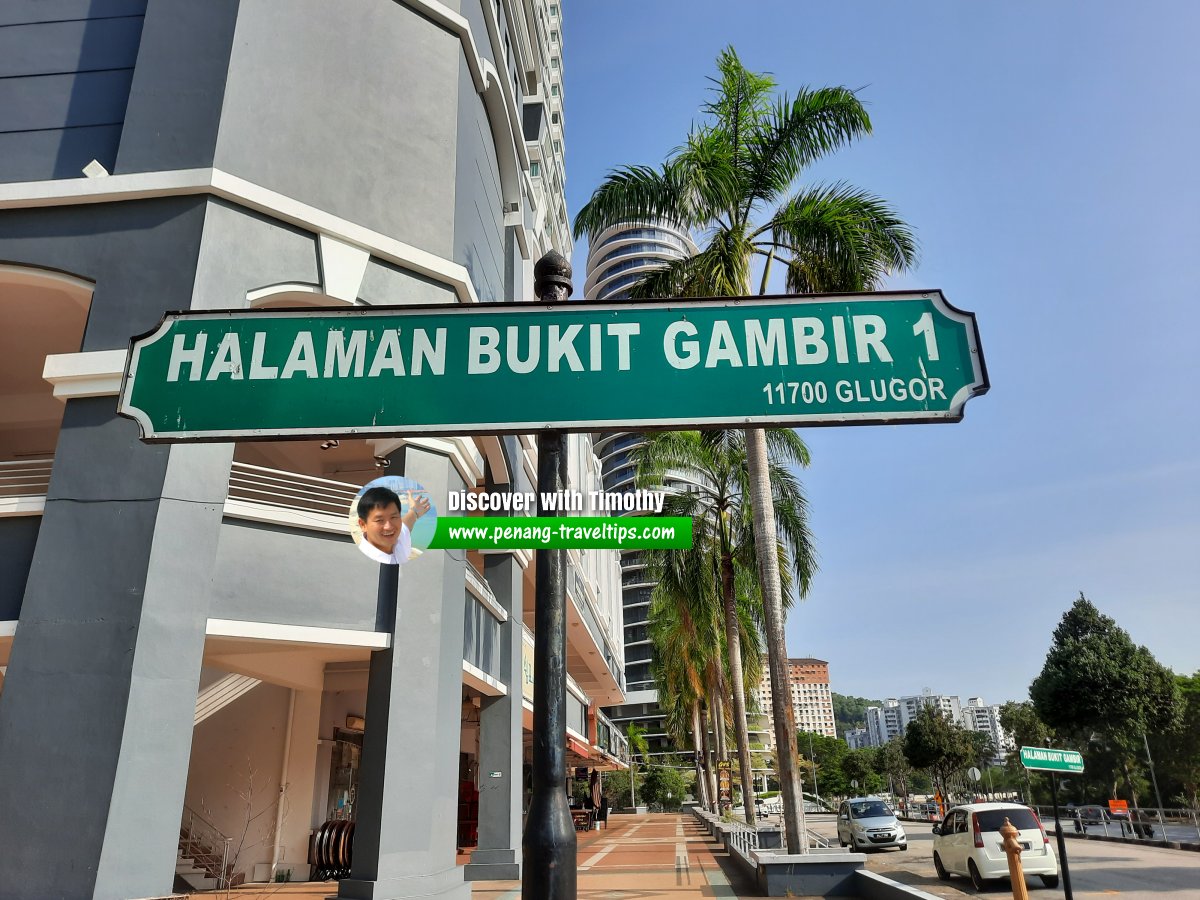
[1020, 746, 1085, 774]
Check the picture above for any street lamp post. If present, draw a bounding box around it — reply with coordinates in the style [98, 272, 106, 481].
[521, 251, 576, 900]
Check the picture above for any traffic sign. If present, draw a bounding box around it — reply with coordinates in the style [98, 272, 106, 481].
[1020, 746, 1085, 774]
[967, 767, 981, 782]
[118, 291, 987, 441]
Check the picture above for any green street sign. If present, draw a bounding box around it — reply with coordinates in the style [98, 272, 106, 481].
[118, 291, 987, 441]
[1020, 746, 1085, 774]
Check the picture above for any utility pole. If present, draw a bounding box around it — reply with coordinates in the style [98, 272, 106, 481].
[522, 251, 576, 900]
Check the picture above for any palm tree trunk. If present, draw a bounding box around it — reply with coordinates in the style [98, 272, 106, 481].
[745, 426, 808, 853]
[721, 552, 758, 827]
[713, 670, 729, 764]
[699, 702, 718, 812]
[691, 700, 710, 810]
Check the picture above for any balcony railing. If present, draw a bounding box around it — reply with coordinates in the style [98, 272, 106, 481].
[224, 462, 360, 534]
[0, 458, 52, 515]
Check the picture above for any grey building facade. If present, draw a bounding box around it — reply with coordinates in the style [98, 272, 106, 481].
[0, 3, 625, 899]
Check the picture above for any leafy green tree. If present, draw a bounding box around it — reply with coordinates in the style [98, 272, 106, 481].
[642, 765, 689, 811]
[575, 45, 916, 852]
[832, 693, 883, 734]
[798, 730, 849, 797]
[1156, 672, 1200, 808]
[1030, 593, 1182, 804]
[626, 723, 650, 810]
[876, 738, 913, 802]
[903, 705, 974, 807]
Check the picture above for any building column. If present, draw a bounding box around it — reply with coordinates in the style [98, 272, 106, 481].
[0, 398, 232, 900]
[277, 687, 322, 880]
[337, 445, 470, 900]
[465, 552, 524, 881]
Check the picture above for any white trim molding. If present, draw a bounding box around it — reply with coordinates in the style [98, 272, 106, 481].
[42, 349, 126, 399]
[463, 660, 507, 697]
[205, 617, 390, 648]
[0, 621, 17, 639]
[0, 168, 480, 305]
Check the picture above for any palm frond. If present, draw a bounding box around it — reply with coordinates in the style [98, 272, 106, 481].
[762, 182, 918, 292]
[744, 88, 872, 209]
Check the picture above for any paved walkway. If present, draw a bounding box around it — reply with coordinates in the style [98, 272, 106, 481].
[471, 812, 756, 899]
[198, 812, 758, 899]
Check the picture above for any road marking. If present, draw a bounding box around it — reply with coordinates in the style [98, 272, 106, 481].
[578, 843, 615, 870]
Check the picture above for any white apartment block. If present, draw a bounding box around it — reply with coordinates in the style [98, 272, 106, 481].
[961, 698, 1014, 765]
[754, 657, 837, 750]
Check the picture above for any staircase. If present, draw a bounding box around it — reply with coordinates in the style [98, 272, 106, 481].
[177, 807, 239, 891]
[194, 673, 261, 725]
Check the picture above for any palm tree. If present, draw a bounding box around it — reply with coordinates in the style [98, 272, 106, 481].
[646, 544, 722, 811]
[635, 429, 813, 826]
[574, 46, 916, 850]
[626, 723, 649, 811]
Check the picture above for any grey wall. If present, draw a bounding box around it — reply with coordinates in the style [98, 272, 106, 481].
[213, 0, 460, 256]
[359, 258, 459, 307]
[0, 0, 146, 183]
[115, 0, 239, 174]
[210, 520, 381, 631]
[0, 198, 208, 348]
[0, 517, 39, 620]
[454, 56, 506, 302]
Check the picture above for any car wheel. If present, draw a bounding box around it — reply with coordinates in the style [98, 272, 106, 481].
[899, 843, 907, 851]
[1040, 874, 1060, 889]
[968, 859, 988, 892]
[933, 852, 950, 881]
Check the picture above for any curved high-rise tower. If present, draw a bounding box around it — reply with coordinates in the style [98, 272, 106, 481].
[586, 221, 699, 759]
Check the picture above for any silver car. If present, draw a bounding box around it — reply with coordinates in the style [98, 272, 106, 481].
[837, 797, 907, 851]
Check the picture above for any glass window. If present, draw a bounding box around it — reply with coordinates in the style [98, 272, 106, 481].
[530, 161, 541, 177]
[551, 84, 559, 96]
[553, 140, 562, 154]
[550, 3, 558, 16]
[976, 808, 1038, 832]
[551, 112, 560, 124]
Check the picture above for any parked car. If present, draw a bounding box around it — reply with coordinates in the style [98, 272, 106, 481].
[836, 797, 907, 851]
[932, 802, 1058, 890]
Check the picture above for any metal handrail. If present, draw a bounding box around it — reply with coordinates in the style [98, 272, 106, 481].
[180, 805, 233, 886]
[227, 461, 360, 517]
[0, 458, 53, 496]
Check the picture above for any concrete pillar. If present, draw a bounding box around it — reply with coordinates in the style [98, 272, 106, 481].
[337, 445, 470, 900]
[278, 688, 322, 879]
[0, 398, 232, 900]
[465, 553, 524, 881]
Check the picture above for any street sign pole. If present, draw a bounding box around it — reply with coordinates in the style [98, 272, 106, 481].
[1021, 746, 1083, 900]
[522, 252, 576, 900]
[1048, 774, 1074, 900]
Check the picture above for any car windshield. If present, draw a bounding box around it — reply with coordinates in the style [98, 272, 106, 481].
[976, 808, 1039, 831]
[851, 801, 891, 818]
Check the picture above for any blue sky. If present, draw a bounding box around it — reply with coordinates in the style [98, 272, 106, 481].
[562, 1, 1200, 707]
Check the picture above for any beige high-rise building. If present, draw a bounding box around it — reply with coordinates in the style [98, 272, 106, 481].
[754, 657, 837, 749]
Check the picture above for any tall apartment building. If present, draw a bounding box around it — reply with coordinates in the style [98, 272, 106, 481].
[753, 657, 838, 750]
[961, 698, 1014, 765]
[861, 694, 1012, 762]
[584, 221, 698, 759]
[865, 700, 904, 747]
[0, 3, 625, 898]
[899, 693, 963, 730]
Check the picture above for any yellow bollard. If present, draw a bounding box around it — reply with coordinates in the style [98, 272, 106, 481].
[999, 817, 1030, 900]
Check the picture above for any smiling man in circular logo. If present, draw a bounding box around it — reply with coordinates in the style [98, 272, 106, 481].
[350, 476, 436, 565]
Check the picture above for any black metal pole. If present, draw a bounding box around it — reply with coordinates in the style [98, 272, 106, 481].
[522, 251, 576, 900]
[1049, 775, 1074, 900]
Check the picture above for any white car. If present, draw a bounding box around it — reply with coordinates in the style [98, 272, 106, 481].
[932, 802, 1059, 890]
[836, 797, 907, 851]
